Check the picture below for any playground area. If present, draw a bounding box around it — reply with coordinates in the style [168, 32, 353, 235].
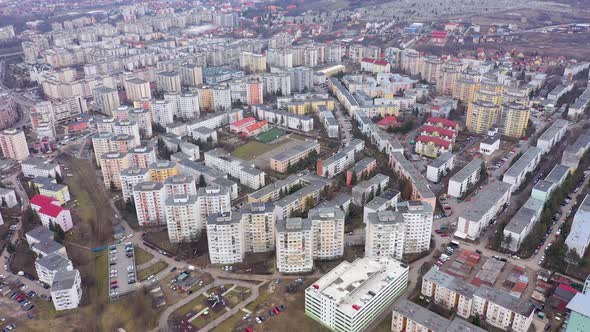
[173, 284, 251, 329]
[256, 128, 286, 143]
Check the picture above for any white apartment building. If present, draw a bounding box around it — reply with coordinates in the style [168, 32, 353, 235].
[0, 128, 29, 161]
[124, 78, 151, 102]
[309, 206, 345, 260]
[252, 105, 314, 132]
[455, 181, 512, 240]
[447, 159, 483, 198]
[128, 108, 153, 138]
[241, 202, 276, 253]
[565, 194, 590, 257]
[365, 210, 406, 260]
[262, 72, 292, 96]
[119, 168, 150, 202]
[100, 152, 130, 189]
[196, 185, 232, 229]
[51, 269, 83, 311]
[127, 146, 157, 169]
[305, 257, 409, 332]
[316, 139, 364, 178]
[473, 285, 535, 332]
[164, 175, 197, 197]
[35, 252, 73, 286]
[207, 211, 245, 264]
[156, 71, 181, 93]
[421, 267, 478, 319]
[93, 86, 120, 115]
[178, 93, 200, 119]
[152, 100, 175, 126]
[426, 152, 456, 184]
[186, 109, 243, 133]
[352, 174, 390, 206]
[212, 85, 231, 112]
[319, 107, 339, 138]
[113, 120, 141, 146]
[166, 195, 201, 243]
[392, 300, 486, 332]
[180, 64, 203, 87]
[133, 181, 167, 226]
[503, 147, 542, 192]
[276, 218, 313, 273]
[536, 119, 568, 154]
[21, 157, 62, 179]
[396, 201, 433, 254]
[204, 148, 266, 190]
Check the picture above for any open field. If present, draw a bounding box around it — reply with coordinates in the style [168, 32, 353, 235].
[256, 128, 286, 143]
[134, 246, 154, 266]
[137, 261, 168, 281]
[172, 284, 234, 329]
[230, 138, 293, 161]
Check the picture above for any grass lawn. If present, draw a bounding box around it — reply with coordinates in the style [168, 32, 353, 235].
[134, 246, 154, 266]
[176, 294, 208, 317]
[174, 284, 235, 329]
[137, 261, 168, 281]
[231, 140, 291, 160]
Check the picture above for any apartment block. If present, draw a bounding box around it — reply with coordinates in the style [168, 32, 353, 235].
[133, 181, 167, 226]
[270, 140, 320, 173]
[305, 257, 408, 332]
[392, 300, 486, 332]
[365, 210, 406, 260]
[148, 160, 179, 183]
[0, 128, 29, 161]
[120, 168, 150, 202]
[473, 285, 535, 332]
[309, 206, 345, 260]
[421, 267, 478, 319]
[127, 146, 157, 169]
[352, 174, 390, 206]
[100, 152, 129, 189]
[448, 159, 483, 198]
[316, 139, 364, 178]
[51, 269, 82, 311]
[207, 211, 244, 264]
[204, 148, 266, 189]
[241, 202, 276, 253]
[396, 200, 433, 254]
[164, 175, 197, 197]
[276, 218, 313, 273]
[166, 195, 201, 243]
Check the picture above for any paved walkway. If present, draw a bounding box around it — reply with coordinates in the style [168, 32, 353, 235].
[136, 257, 159, 270]
[155, 279, 263, 332]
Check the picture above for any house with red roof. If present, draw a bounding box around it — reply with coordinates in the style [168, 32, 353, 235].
[420, 125, 457, 141]
[230, 117, 256, 133]
[361, 58, 391, 74]
[415, 135, 453, 158]
[376, 116, 398, 129]
[430, 30, 448, 45]
[242, 120, 269, 137]
[30, 194, 73, 232]
[425, 117, 459, 131]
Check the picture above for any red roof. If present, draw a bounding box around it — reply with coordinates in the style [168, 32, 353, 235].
[39, 203, 66, 218]
[31, 194, 57, 207]
[361, 58, 389, 66]
[512, 282, 527, 293]
[426, 117, 458, 129]
[421, 125, 456, 138]
[416, 135, 452, 149]
[431, 30, 448, 38]
[230, 117, 256, 127]
[558, 284, 579, 295]
[245, 120, 268, 133]
[377, 116, 398, 126]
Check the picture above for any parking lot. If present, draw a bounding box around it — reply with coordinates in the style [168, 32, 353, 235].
[108, 243, 140, 299]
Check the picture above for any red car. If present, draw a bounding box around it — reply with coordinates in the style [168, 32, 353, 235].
[245, 328, 253, 332]
[440, 234, 449, 237]
[273, 307, 280, 314]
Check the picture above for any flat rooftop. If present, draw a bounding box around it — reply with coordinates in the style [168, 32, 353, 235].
[393, 299, 449, 331]
[307, 257, 408, 318]
[423, 267, 478, 298]
[504, 147, 542, 178]
[475, 285, 534, 317]
[450, 159, 482, 184]
[459, 181, 511, 222]
[429, 152, 454, 169]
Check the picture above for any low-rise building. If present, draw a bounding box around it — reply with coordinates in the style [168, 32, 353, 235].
[473, 285, 535, 332]
[352, 174, 390, 206]
[247, 174, 303, 203]
[346, 157, 377, 187]
[448, 159, 483, 198]
[565, 292, 590, 332]
[0, 187, 17, 208]
[565, 194, 590, 257]
[276, 218, 313, 273]
[319, 107, 339, 138]
[503, 147, 542, 192]
[207, 211, 244, 264]
[537, 119, 569, 154]
[426, 152, 455, 183]
[30, 194, 73, 232]
[421, 267, 478, 319]
[270, 140, 320, 173]
[561, 134, 590, 172]
[305, 257, 408, 332]
[392, 300, 486, 332]
[503, 197, 544, 252]
[273, 181, 325, 220]
[455, 181, 511, 240]
[204, 149, 266, 189]
[252, 105, 314, 132]
[316, 139, 364, 178]
[51, 269, 82, 311]
[21, 157, 62, 179]
[479, 135, 500, 155]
